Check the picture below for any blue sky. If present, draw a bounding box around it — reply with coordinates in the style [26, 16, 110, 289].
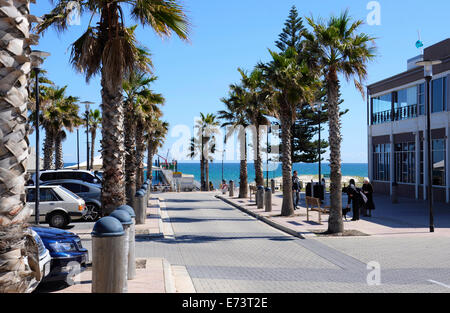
[30, 0, 450, 164]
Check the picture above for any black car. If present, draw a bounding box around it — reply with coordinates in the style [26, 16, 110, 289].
[32, 226, 89, 284]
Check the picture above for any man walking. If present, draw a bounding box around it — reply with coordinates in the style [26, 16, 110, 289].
[292, 171, 302, 209]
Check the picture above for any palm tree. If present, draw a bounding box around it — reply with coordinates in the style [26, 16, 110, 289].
[189, 113, 219, 191]
[0, 1, 43, 293]
[136, 94, 164, 188]
[146, 120, 169, 183]
[88, 109, 102, 168]
[218, 86, 250, 198]
[258, 47, 319, 216]
[38, 0, 190, 214]
[305, 11, 375, 233]
[238, 68, 270, 187]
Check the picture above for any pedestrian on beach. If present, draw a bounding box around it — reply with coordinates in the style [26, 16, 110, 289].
[362, 178, 375, 217]
[209, 181, 214, 191]
[345, 179, 367, 221]
[220, 179, 228, 194]
[292, 171, 301, 209]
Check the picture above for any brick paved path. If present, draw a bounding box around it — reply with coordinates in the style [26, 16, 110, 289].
[137, 192, 450, 292]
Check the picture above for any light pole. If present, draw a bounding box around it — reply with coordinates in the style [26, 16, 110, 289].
[313, 102, 325, 185]
[266, 124, 272, 188]
[30, 50, 50, 225]
[81, 101, 94, 171]
[77, 129, 80, 170]
[416, 59, 442, 233]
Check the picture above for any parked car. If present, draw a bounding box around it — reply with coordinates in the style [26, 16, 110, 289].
[32, 226, 88, 284]
[42, 179, 101, 221]
[26, 185, 86, 228]
[32, 169, 101, 185]
[30, 229, 52, 282]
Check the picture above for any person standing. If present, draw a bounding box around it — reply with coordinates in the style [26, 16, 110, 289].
[292, 171, 301, 209]
[345, 179, 364, 221]
[362, 178, 375, 217]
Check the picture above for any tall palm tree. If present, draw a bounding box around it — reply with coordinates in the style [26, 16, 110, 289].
[53, 95, 82, 169]
[88, 109, 102, 168]
[218, 86, 250, 198]
[189, 113, 219, 191]
[238, 68, 270, 187]
[258, 47, 319, 216]
[306, 11, 375, 233]
[38, 0, 190, 214]
[136, 95, 164, 188]
[146, 120, 169, 183]
[0, 0, 43, 293]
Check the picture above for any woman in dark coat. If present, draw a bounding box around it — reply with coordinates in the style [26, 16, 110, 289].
[362, 178, 375, 217]
[345, 179, 363, 221]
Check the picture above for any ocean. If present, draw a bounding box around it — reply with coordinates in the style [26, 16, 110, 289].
[176, 162, 368, 189]
[64, 162, 368, 189]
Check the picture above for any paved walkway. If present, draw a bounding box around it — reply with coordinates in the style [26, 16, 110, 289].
[141, 192, 450, 293]
[216, 189, 450, 238]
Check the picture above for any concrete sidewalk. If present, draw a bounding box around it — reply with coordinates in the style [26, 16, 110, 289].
[40, 196, 196, 293]
[216, 190, 450, 238]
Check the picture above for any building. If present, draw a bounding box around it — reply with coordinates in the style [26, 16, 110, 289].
[367, 38, 450, 203]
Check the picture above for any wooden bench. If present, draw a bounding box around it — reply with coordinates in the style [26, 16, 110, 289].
[305, 196, 330, 224]
[249, 185, 257, 201]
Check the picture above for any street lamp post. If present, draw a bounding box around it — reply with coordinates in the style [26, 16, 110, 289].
[33, 67, 40, 225]
[30, 50, 50, 225]
[266, 124, 272, 188]
[77, 129, 80, 170]
[416, 59, 442, 233]
[81, 101, 94, 171]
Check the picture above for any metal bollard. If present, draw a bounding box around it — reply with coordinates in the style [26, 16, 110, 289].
[141, 184, 148, 206]
[91, 216, 126, 293]
[117, 205, 136, 280]
[134, 190, 145, 224]
[271, 179, 275, 194]
[265, 187, 272, 212]
[110, 209, 132, 293]
[256, 185, 265, 209]
[229, 180, 234, 197]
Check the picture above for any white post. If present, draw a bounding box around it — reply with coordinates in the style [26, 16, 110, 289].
[415, 131, 420, 200]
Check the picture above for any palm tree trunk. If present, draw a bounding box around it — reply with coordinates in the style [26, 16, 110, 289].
[100, 69, 126, 215]
[54, 132, 64, 169]
[200, 157, 205, 191]
[135, 121, 145, 189]
[90, 128, 96, 170]
[280, 104, 294, 216]
[0, 0, 40, 292]
[326, 76, 344, 233]
[205, 159, 209, 191]
[43, 129, 54, 170]
[124, 108, 136, 206]
[239, 131, 248, 198]
[147, 141, 155, 182]
[254, 124, 264, 187]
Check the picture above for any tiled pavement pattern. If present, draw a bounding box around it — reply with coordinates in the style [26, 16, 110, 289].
[139, 192, 450, 293]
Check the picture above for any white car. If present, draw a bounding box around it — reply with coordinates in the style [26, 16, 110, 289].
[31, 229, 51, 282]
[26, 185, 86, 228]
[31, 169, 101, 185]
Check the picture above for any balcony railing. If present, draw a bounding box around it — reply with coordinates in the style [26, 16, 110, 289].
[372, 105, 418, 125]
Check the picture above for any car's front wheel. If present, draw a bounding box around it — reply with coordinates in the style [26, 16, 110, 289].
[48, 212, 69, 228]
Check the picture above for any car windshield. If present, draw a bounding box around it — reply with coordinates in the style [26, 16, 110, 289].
[57, 186, 81, 200]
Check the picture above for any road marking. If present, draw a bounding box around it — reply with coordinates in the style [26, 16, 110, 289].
[427, 280, 450, 289]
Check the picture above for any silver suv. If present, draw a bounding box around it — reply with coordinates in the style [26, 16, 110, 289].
[26, 185, 86, 228]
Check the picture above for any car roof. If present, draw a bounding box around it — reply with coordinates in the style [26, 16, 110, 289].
[42, 179, 100, 188]
[39, 169, 94, 174]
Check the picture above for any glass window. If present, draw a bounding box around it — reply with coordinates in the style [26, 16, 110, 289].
[62, 183, 81, 193]
[395, 86, 418, 120]
[373, 143, 390, 181]
[432, 77, 447, 113]
[40, 173, 54, 181]
[432, 139, 446, 186]
[418, 83, 425, 115]
[372, 93, 392, 124]
[394, 141, 415, 183]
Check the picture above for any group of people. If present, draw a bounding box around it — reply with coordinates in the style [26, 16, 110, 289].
[292, 171, 376, 221]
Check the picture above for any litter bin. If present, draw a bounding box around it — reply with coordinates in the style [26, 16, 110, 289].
[313, 183, 325, 201]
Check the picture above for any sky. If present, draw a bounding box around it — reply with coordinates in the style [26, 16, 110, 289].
[30, 0, 450, 164]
